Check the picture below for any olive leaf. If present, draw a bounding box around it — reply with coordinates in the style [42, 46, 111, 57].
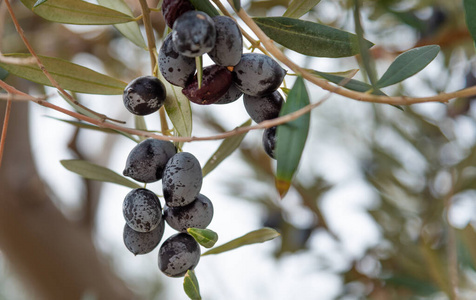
[187, 228, 218, 248]
[183, 270, 201, 300]
[283, 0, 321, 18]
[189, 0, 219, 17]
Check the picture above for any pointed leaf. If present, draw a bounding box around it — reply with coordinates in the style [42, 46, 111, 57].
[202, 228, 280, 256]
[21, 0, 134, 25]
[97, 0, 147, 49]
[464, 0, 476, 46]
[0, 54, 127, 95]
[275, 76, 310, 197]
[187, 228, 218, 248]
[376, 45, 440, 88]
[283, 0, 321, 18]
[253, 17, 373, 58]
[202, 119, 252, 177]
[61, 159, 141, 189]
[183, 270, 201, 300]
[33, 0, 48, 8]
[189, 0, 219, 17]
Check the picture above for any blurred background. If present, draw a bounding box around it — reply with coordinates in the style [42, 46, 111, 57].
[1, 0, 476, 299]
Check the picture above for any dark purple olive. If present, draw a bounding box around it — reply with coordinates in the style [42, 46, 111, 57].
[123, 76, 166, 115]
[158, 233, 201, 277]
[172, 11, 216, 57]
[123, 188, 162, 233]
[162, 0, 195, 28]
[243, 90, 283, 123]
[123, 219, 165, 255]
[262, 126, 277, 159]
[164, 194, 213, 232]
[182, 65, 232, 105]
[208, 16, 243, 67]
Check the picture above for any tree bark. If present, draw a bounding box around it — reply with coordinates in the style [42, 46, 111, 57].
[0, 100, 135, 300]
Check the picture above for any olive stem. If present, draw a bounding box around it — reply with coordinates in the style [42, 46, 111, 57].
[0, 93, 12, 169]
[195, 56, 203, 89]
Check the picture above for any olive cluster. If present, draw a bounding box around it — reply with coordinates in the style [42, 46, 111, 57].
[160, 0, 287, 159]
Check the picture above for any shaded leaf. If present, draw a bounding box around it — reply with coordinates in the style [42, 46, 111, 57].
[253, 17, 373, 58]
[189, 0, 219, 17]
[183, 270, 201, 300]
[0, 54, 127, 95]
[376, 45, 440, 88]
[283, 0, 321, 18]
[385, 276, 438, 296]
[33, 0, 48, 8]
[464, 0, 476, 46]
[61, 159, 141, 189]
[0, 67, 8, 81]
[21, 0, 134, 25]
[187, 228, 218, 248]
[202, 228, 280, 256]
[47, 117, 138, 142]
[232, 0, 241, 11]
[97, 0, 147, 49]
[202, 119, 252, 177]
[275, 76, 310, 197]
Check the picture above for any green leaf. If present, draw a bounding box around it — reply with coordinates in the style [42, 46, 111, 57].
[0, 67, 8, 81]
[97, 0, 147, 49]
[232, 0, 241, 11]
[189, 0, 219, 17]
[283, 0, 321, 18]
[33, 0, 48, 8]
[61, 159, 142, 189]
[57, 92, 100, 120]
[21, 0, 134, 25]
[183, 270, 201, 300]
[464, 0, 476, 46]
[376, 45, 440, 88]
[202, 228, 280, 256]
[311, 70, 385, 95]
[275, 76, 310, 197]
[47, 117, 139, 142]
[0, 54, 127, 95]
[253, 17, 373, 58]
[202, 119, 252, 177]
[158, 71, 192, 145]
[187, 228, 218, 248]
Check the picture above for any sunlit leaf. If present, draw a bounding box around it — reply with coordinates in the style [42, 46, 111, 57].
[283, 0, 321, 18]
[21, 0, 134, 25]
[97, 0, 147, 49]
[464, 0, 476, 46]
[0, 54, 127, 95]
[202, 119, 252, 177]
[183, 270, 201, 300]
[61, 159, 141, 189]
[189, 0, 219, 17]
[187, 228, 218, 248]
[202, 228, 280, 256]
[376, 45, 440, 88]
[253, 17, 373, 58]
[275, 76, 310, 197]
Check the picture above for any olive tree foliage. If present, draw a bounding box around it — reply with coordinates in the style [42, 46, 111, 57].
[0, 0, 476, 299]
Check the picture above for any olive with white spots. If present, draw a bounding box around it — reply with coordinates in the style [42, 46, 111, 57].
[123, 138, 177, 183]
[172, 11, 216, 57]
[164, 194, 213, 232]
[214, 82, 243, 105]
[262, 126, 277, 159]
[208, 16, 243, 67]
[123, 188, 162, 233]
[123, 76, 166, 115]
[232, 53, 286, 96]
[158, 233, 201, 277]
[162, 152, 203, 207]
[123, 218, 165, 255]
[243, 90, 283, 123]
[159, 33, 196, 88]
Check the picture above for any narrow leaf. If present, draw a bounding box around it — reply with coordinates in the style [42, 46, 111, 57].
[464, 0, 476, 45]
[97, 0, 147, 49]
[275, 76, 310, 197]
[189, 0, 219, 17]
[183, 270, 201, 300]
[0, 54, 127, 95]
[376, 45, 440, 88]
[202, 228, 280, 256]
[0, 67, 8, 80]
[202, 119, 252, 177]
[311, 70, 385, 95]
[57, 92, 100, 120]
[21, 0, 134, 25]
[61, 159, 141, 189]
[253, 17, 373, 58]
[232, 0, 241, 11]
[47, 117, 138, 142]
[33, 0, 48, 8]
[283, 0, 321, 18]
[187, 228, 218, 248]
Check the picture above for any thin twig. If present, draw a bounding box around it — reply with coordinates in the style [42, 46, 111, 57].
[226, 0, 476, 105]
[0, 92, 12, 169]
[3, 0, 124, 124]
